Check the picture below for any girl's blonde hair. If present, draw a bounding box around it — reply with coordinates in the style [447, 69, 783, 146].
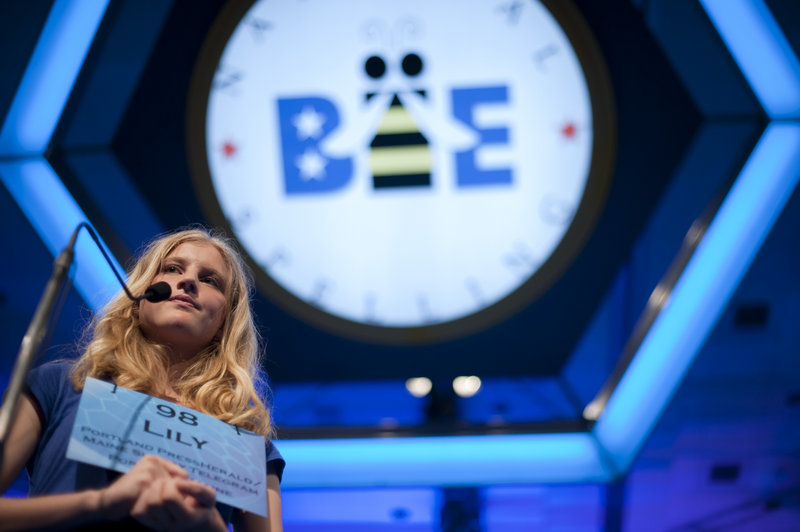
[71, 227, 273, 438]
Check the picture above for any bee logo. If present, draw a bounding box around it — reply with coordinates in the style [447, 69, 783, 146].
[365, 51, 430, 189]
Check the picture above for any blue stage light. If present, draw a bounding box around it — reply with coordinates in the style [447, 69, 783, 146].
[593, 123, 800, 472]
[0, 0, 108, 156]
[700, 0, 800, 119]
[280, 432, 610, 487]
[0, 159, 120, 309]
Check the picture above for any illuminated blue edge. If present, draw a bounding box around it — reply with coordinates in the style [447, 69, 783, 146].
[699, 0, 800, 119]
[0, 0, 109, 156]
[0, 0, 117, 310]
[1, 0, 798, 487]
[0, 159, 120, 309]
[592, 123, 800, 472]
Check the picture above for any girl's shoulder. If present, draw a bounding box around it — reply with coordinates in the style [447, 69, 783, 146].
[29, 359, 75, 385]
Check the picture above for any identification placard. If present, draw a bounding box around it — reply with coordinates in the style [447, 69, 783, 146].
[67, 377, 267, 516]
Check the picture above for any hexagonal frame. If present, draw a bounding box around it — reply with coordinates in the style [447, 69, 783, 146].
[1, 0, 798, 487]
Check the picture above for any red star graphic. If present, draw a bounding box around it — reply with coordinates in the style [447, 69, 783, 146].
[222, 141, 237, 157]
[561, 122, 577, 139]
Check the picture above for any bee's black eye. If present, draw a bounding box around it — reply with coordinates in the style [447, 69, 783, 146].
[401, 53, 423, 77]
[365, 55, 387, 79]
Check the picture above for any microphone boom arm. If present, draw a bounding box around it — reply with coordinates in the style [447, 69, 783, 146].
[0, 221, 170, 465]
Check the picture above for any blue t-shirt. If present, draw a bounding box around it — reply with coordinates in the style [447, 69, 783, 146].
[24, 360, 284, 528]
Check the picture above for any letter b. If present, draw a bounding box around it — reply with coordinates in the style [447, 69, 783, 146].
[277, 97, 353, 194]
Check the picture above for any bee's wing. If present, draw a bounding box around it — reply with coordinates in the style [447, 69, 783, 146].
[396, 92, 479, 150]
[322, 93, 394, 154]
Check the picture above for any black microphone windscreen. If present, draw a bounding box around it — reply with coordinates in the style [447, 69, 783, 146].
[143, 282, 171, 302]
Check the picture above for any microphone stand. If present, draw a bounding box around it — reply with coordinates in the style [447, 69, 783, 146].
[0, 225, 80, 462]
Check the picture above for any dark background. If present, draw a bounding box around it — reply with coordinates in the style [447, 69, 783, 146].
[2, 0, 799, 529]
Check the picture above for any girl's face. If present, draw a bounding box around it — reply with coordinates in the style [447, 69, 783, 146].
[139, 241, 230, 361]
